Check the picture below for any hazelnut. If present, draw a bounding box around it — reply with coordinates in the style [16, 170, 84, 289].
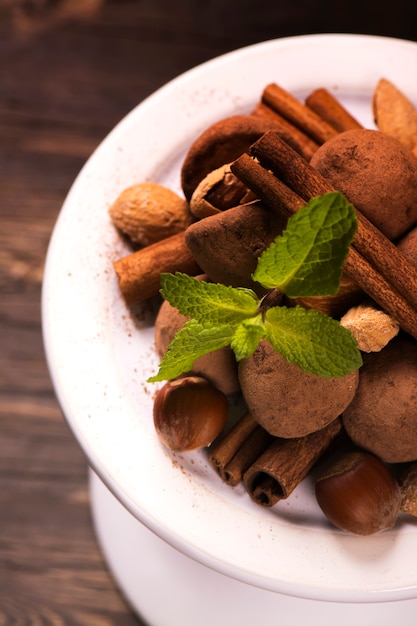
[315, 450, 401, 535]
[153, 376, 228, 452]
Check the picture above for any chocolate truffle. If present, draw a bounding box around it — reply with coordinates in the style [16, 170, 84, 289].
[185, 202, 285, 295]
[343, 337, 417, 463]
[310, 128, 417, 240]
[239, 340, 359, 438]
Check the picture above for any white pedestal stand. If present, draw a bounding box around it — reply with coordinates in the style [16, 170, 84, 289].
[89, 470, 417, 626]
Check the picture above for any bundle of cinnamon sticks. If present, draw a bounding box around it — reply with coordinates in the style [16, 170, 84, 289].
[209, 411, 342, 506]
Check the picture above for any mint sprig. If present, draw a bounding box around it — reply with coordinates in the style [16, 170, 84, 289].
[148, 191, 362, 382]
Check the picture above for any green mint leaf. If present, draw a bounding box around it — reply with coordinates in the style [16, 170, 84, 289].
[230, 315, 266, 361]
[264, 305, 362, 378]
[160, 272, 259, 326]
[147, 319, 236, 382]
[253, 191, 357, 298]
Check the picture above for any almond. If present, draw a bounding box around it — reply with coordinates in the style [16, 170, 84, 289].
[373, 78, 417, 155]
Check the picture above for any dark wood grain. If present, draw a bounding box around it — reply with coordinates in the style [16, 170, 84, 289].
[0, 1, 416, 624]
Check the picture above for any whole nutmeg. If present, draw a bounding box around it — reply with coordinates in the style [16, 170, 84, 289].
[315, 450, 401, 535]
[109, 182, 194, 247]
[153, 376, 228, 452]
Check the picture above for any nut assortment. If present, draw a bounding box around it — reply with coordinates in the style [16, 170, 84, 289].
[110, 78, 417, 534]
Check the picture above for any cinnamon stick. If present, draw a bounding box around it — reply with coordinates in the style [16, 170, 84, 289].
[305, 87, 363, 133]
[230, 155, 304, 218]
[243, 418, 342, 507]
[261, 83, 338, 145]
[251, 101, 319, 160]
[209, 412, 273, 486]
[113, 231, 200, 304]
[210, 412, 257, 474]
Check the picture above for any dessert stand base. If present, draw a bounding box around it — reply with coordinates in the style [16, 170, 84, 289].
[89, 469, 417, 626]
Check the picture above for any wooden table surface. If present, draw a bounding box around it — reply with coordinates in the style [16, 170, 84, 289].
[1, 1, 416, 624]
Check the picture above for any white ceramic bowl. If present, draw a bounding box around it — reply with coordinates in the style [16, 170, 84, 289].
[43, 34, 417, 626]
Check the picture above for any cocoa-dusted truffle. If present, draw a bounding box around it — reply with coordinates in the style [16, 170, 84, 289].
[343, 337, 417, 463]
[185, 202, 285, 295]
[238, 340, 359, 438]
[154, 298, 240, 397]
[310, 128, 417, 240]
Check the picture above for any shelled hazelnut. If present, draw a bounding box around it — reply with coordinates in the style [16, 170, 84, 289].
[315, 450, 401, 535]
[153, 376, 229, 452]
